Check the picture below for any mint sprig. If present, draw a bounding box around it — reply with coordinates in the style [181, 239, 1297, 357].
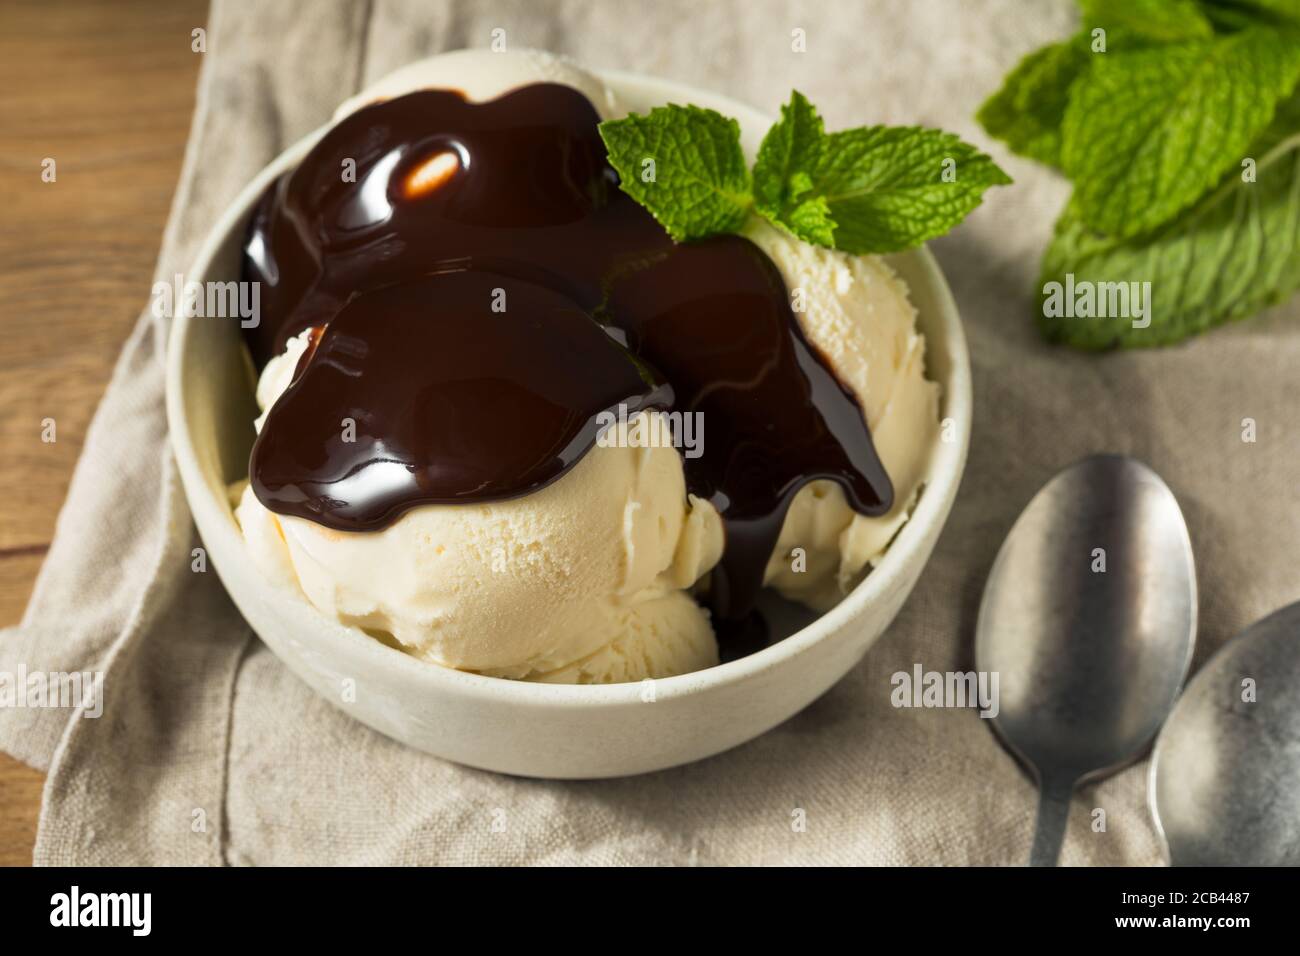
[751, 91, 836, 246]
[599, 92, 1010, 255]
[978, 0, 1300, 348]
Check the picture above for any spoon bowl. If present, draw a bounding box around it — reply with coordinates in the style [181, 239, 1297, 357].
[976, 455, 1196, 865]
[1152, 601, 1300, 866]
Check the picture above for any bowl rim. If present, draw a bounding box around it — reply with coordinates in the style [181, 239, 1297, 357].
[165, 66, 972, 707]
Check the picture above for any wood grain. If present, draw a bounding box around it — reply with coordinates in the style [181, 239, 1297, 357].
[0, 0, 208, 866]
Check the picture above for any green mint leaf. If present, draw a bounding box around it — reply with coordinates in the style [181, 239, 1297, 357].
[1039, 128, 1300, 349]
[977, 34, 1090, 166]
[1062, 27, 1300, 238]
[598, 105, 752, 242]
[805, 126, 1012, 254]
[1080, 0, 1214, 41]
[753, 91, 826, 217]
[751, 92, 838, 246]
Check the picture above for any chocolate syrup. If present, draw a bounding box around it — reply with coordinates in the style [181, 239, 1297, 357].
[243, 83, 893, 625]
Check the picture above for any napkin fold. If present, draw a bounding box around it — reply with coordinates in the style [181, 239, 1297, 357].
[4, 0, 1297, 865]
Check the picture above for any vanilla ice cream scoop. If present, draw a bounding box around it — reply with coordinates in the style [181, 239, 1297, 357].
[648, 220, 941, 612]
[235, 376, 720, 680]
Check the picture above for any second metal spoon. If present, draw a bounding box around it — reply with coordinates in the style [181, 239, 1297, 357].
[1152, 600, 1300, 866]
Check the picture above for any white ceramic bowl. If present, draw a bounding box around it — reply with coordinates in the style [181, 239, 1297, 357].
[166, 69, 972, 778]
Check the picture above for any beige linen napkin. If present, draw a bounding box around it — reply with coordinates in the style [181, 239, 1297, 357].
[3, 0, 1297, 865]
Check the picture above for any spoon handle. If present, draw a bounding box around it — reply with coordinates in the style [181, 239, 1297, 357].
[1029, 777, 1075, 867]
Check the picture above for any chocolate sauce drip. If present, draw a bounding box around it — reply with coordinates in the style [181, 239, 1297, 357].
[243, 83, 893, 623]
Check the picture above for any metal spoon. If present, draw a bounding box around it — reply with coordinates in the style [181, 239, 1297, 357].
[975, 455, 1196, 866]
[1151, 601, 1300, 865]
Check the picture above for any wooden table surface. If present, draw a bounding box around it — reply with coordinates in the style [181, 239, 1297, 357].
[0, 0, 208, 866]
